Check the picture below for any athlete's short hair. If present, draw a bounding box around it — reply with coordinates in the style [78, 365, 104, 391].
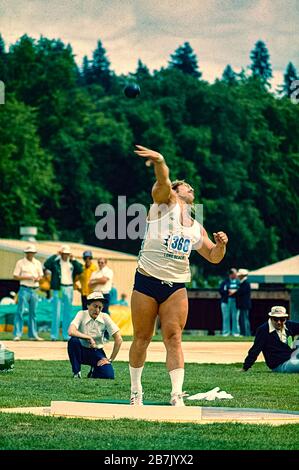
[171, 180, 191, 192]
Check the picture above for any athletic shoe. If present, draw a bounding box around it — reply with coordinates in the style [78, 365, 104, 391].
[13, 337, 21, 341]
[73, 372, 82, 378]
[30, 336, 44, 341]
[130, 391, 143, 406]
[170, 392, 189, 407]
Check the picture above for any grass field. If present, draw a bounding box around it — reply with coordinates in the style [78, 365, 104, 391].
[0, 360, 298, 450]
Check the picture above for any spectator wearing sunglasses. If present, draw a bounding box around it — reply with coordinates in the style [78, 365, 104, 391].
[242, 306, 299, 373]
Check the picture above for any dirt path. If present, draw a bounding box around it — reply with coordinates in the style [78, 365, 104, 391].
[2, 340, 262, 363]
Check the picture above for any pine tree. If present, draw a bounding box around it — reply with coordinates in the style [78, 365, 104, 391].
[250, 40, 272, 86]
[135, 59, 150, 78]
[282, 62, 298, 97]
[81, 55, 93, 85]
[0, 33, 7, 83]
[0, 34, 5, 54]
[222, 65, 237, 85]
[168, 42, 201, 79]
[91, 40, 112, 90]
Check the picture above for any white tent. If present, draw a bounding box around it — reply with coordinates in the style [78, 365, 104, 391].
[248, 255, 299, 283]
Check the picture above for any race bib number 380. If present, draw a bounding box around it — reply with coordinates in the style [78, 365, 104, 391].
[167, 234, 192, 256]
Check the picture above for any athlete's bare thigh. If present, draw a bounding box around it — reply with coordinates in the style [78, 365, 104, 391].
[131, 290, 158, 339]
[158, 288, 188, 334]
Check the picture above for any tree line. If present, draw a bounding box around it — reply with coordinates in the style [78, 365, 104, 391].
[0, 34, 298, 281]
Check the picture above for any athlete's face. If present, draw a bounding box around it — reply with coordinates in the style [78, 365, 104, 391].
[176, 183, 195, 204]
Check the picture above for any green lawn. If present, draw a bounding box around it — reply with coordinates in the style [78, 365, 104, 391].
[0, 360, 298, 450]
[0, 413, 298, 450]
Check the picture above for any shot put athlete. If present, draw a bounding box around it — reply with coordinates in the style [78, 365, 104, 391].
[129, 145, 228, 406]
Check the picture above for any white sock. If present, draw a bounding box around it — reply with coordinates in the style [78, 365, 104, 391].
[129, 365, 144, 393]
[169, 368, 184, 395]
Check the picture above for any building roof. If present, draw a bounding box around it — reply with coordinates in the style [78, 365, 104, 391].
[0, 239, 137, 262]
[248, 255, 299, 283]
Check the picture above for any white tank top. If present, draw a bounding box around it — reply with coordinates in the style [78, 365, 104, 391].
[138, 203, 202, 283]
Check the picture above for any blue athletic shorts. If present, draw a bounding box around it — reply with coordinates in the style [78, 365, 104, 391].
[133, 270, 185, 304]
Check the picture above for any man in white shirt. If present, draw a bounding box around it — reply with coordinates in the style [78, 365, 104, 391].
[67, 291, 122, 378]
[13, 244, 44, 341]
[89, 258, 113, 314]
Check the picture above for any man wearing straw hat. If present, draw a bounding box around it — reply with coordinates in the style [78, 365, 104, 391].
[242, 306, 299, 373]
[13, 244, 44, 341]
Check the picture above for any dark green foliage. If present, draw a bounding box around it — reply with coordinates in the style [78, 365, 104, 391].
[81, 55, 93, 85]
[168, 41, 202, 78]
[0, 34, 5, 54]
[0, 96, 59, 237]
[0, 33, 7, 82]
[250, 40, 272, 86]
[222, 64, 237, 85]
[0, 34, 298, 275]
[90, 40, 113, 90]
[135, 59, 151, 79]
[281, 62, 298, 97]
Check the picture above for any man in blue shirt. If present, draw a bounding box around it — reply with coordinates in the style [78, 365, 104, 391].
[236, 268, 251, 336]
[219, 268, 240, 336]
[242, 306, 299, 373]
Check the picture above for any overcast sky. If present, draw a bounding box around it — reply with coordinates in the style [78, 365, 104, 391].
[0, 0, 298, 89]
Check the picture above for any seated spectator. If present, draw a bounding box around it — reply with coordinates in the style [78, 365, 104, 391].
[242, 306, 299, 373]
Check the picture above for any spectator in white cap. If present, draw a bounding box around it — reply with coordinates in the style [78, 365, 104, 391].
[12, 244, 44, 341]
[44, 245, 83, 341]
[236, 268, 252, 336]
[242, 306, 299, 373]
[67, 291, 122, 378]
[0, 291, 17, 305]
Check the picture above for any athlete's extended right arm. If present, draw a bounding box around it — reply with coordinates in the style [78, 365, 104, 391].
[134, 145, 172, 203]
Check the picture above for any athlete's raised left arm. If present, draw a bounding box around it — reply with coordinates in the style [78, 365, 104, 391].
[197, 228, 228, 264]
